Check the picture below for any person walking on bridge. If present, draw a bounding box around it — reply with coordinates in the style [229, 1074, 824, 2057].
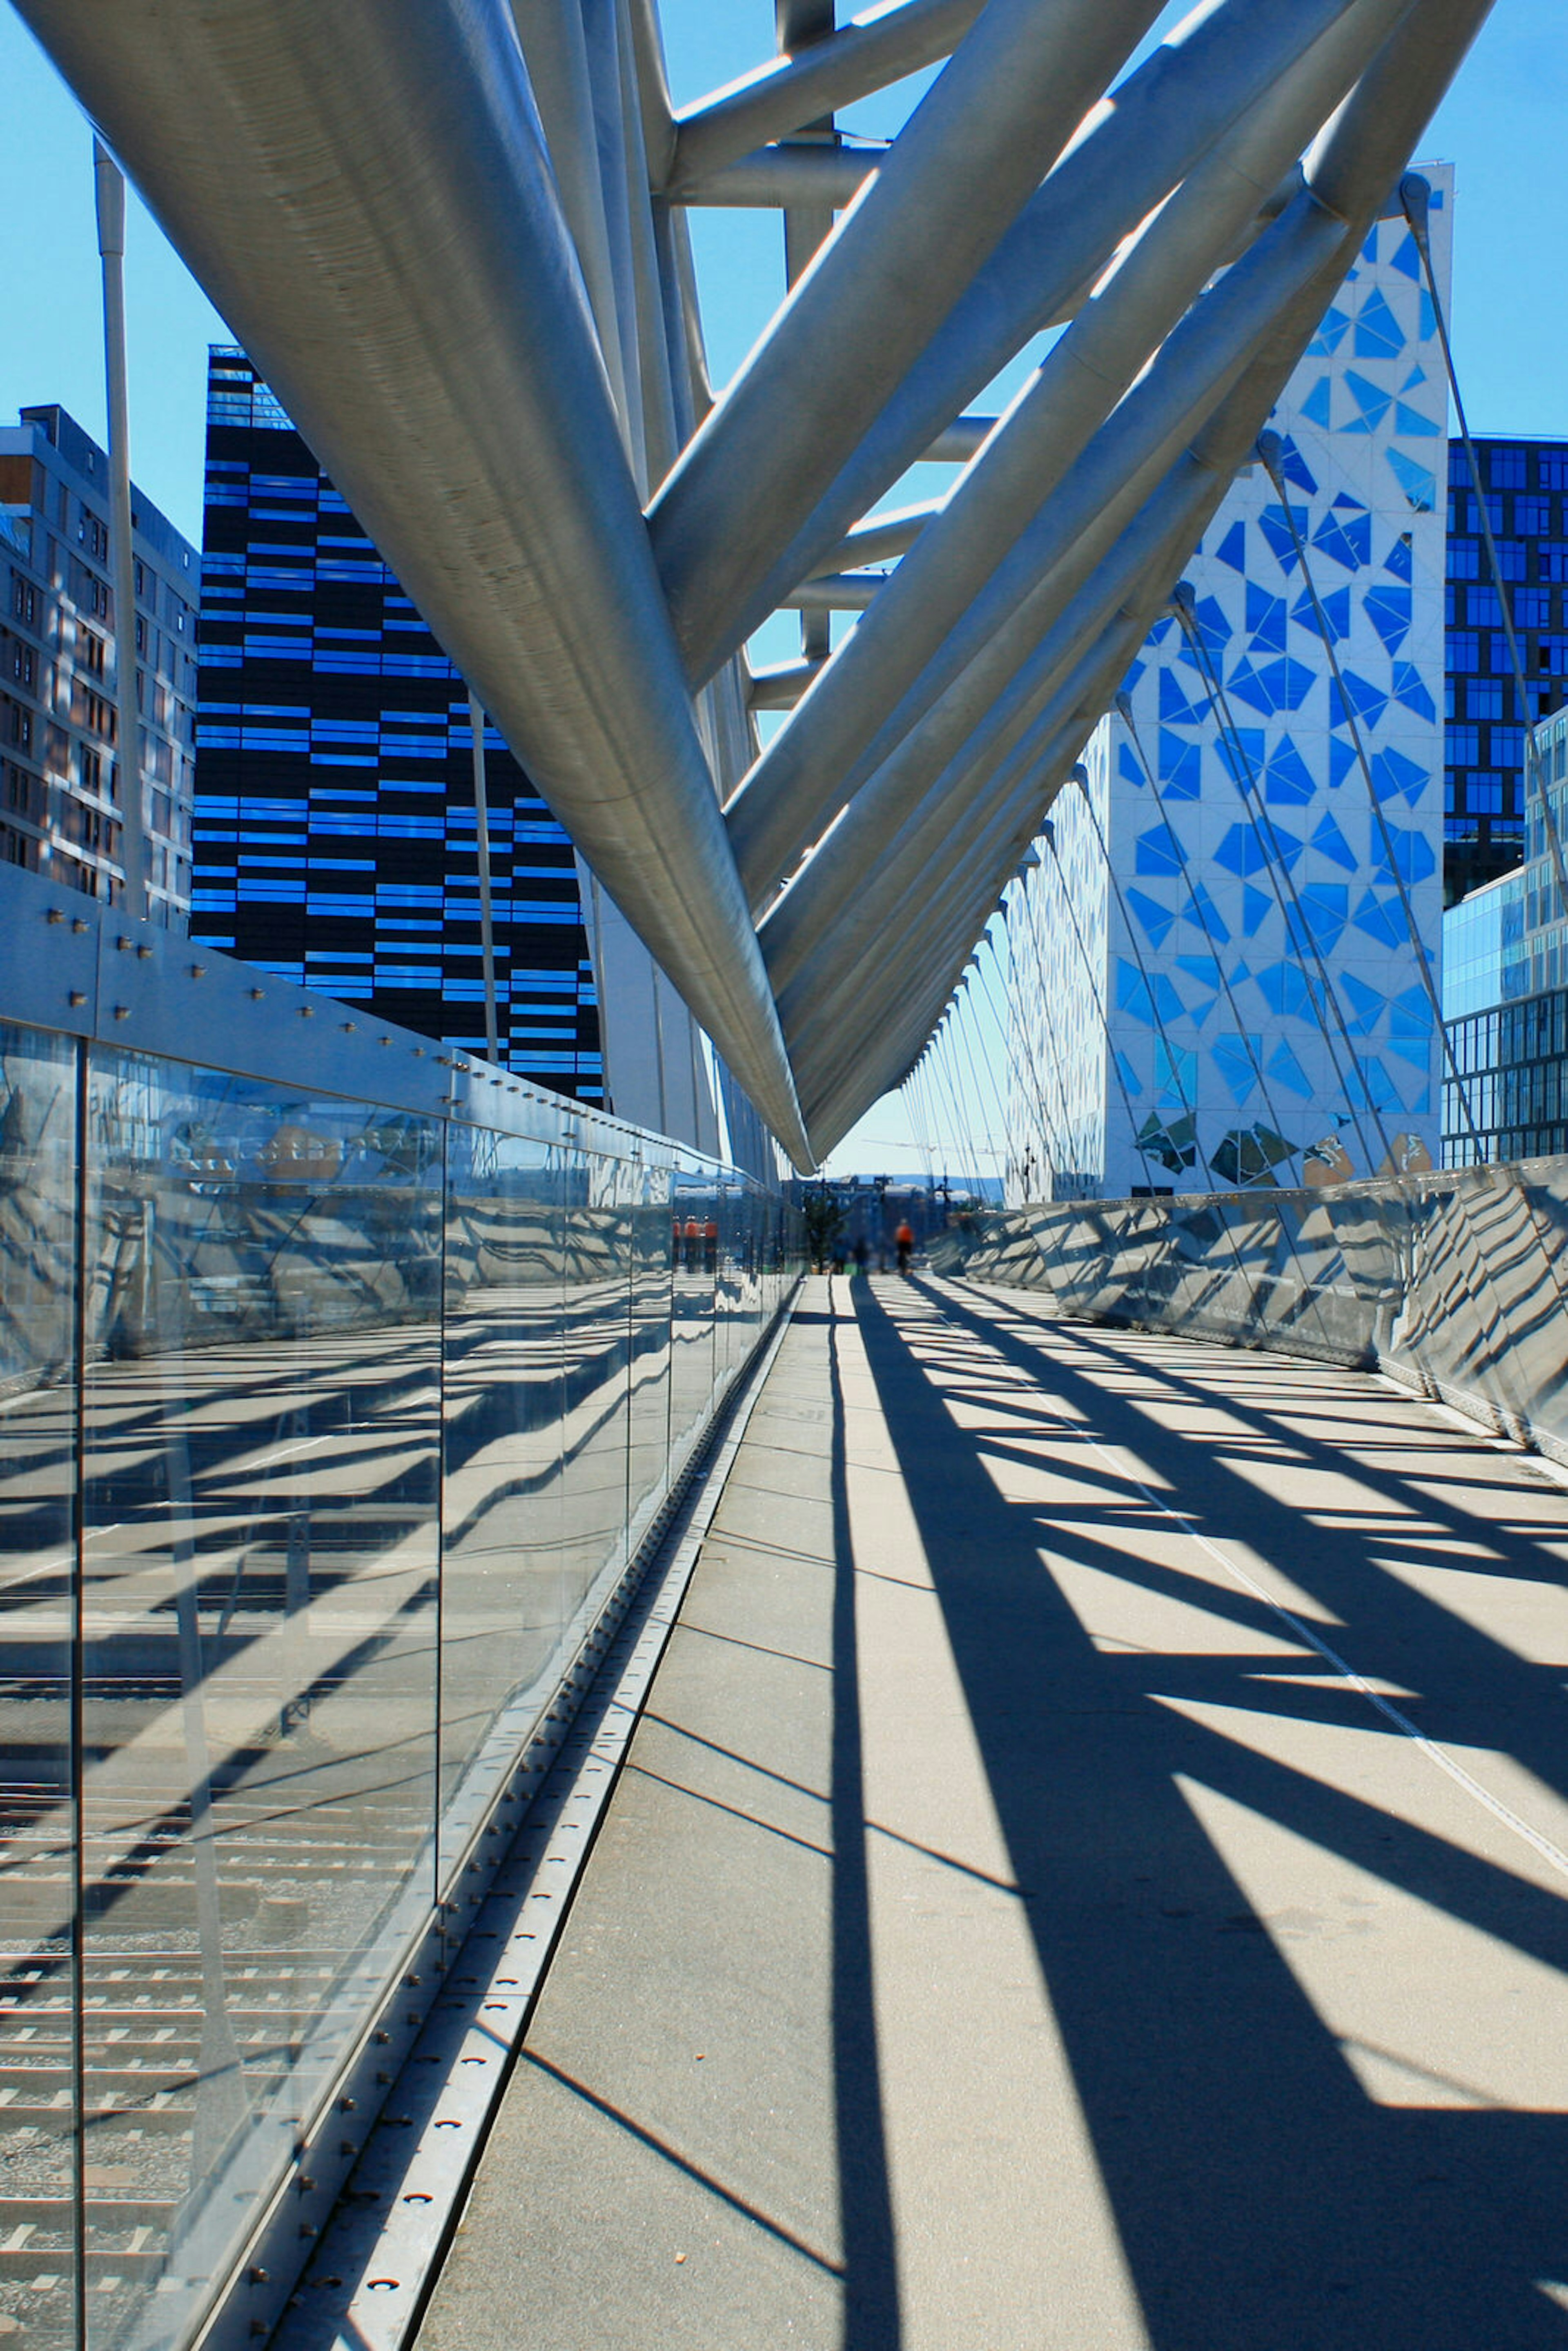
[895, 1217, 915, 1278]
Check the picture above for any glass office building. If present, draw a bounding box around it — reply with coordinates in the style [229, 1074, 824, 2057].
[191, 350, 604, 1100]
[1444, 434, 1568, 903]
[0, 404, 198, 921]
[1442, 702, 1568, 1162]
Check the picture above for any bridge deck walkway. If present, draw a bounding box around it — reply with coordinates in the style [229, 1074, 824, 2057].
[416, 1274, 1568, 2351]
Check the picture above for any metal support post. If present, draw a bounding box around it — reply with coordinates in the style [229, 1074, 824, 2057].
[93, 140, 147, 924]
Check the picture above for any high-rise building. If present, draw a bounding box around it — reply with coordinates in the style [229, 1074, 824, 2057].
[1006, 179, 1452, 1201]
[0, 404, 198, 919]
[1440, 699, 1568, 1164]
[1443, 435, 1568, 904]
[191, 350, 604, 1101]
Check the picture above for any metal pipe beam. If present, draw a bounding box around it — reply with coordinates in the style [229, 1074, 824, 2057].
[671, 139, 885, 208]
[811, 501, 936, 574]
[14, 0, 809, 1164]
[649, 0, 1167, 683]
[731, 0, 1399, 902]
[730, 184, 1349, 904]
[748, 659, 826, 710]
[803, 0, 1495, 1140]
[735, 0, 1376, 643]
[666, 0, 986, 191]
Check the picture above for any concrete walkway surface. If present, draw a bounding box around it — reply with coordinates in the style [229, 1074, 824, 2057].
[416, 1275, 1568, 2351]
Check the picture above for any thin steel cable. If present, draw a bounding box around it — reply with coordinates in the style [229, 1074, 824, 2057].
[1259, 432, 1568, 1334]
[1256, 439, 1489, 1166]
[975, 935, 1077, 1199]
[1114, 693, 1341, 1350]
[1174, 592, 1398, 1173]
[1117, 692, 1306, 1165]
[1069, 764, 1214, 1187]
[1045, 827, 1163, 1192]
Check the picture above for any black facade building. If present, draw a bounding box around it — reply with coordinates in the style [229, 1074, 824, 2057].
[191, 350, 603, 1100]
[1444, 434, 1568, 905]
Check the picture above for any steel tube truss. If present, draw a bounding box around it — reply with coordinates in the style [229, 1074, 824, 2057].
[14, 0, 1495, 1168]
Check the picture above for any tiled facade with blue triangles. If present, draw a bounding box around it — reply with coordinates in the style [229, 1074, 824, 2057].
[1006, 171, 1452, 1201]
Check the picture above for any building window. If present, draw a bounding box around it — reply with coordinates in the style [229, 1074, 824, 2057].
[1488, 447, 1528, 490]
[10, 572, 38, 630]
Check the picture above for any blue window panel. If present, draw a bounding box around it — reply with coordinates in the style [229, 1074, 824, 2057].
[1334, 670, 1388, 730]
[1350, 891, 1406, 948]
[1263, 736, 1315, 806]
[1341, 370, 1392, 434]
[1390, 984, 1434, 1040]
[1225, 659, 1278, 717]
[1391, 661, 1436, 723]
[1341, 975, 1386, 1035]
[1446, 630, 1479, 672]
[1255, 960, 1317, 1020]
[1241, 885, 1272, 937]
[1259, 502, 1310, 574]
[1245, 583, 1288, 652]
[1300, 374, 1332, 432]
[1157, 670, 1206, 726]
[1156, 731, 1201, 799]
[1215, 520, 1247, 574]
[1387, 447, 1437, 513]
[1446, 725, 1480, 765]
[1265, 1038, 1314, 1099]
[1380, 826, 1436, 886]
[1119, 741, 1145, 788]
[1370, 746, 1427, 805]
[1393, 401, 1440, 439]
[1293, 583, 1349, 643]
[1174, 954, 1220, 1000]
[1385, 534, 1414, 582]
[1154, 1040, 1197, 1104]
[1211, 1034, 1261, 1105]
[1134, 822, 1187, 877]
[1313, 500, 1372, 572]
[1213, 823, 1274, 878]
[1310, 812, 1357, 871]
[1355, 1052, 1402, 1109]
[1306, 304, 1350, 357]
[1297, 883, 1348, 954]
[1183, 879, 1229, 945]
[1363, 583, 1412, 655]
[1116, 960, 1177, 1028]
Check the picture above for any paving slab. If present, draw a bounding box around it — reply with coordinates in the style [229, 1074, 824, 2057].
[416, 1276, 1568, 2351]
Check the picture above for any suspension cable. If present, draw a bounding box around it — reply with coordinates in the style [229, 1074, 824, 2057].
[1118, 692, 1309, 1170]
[1258, 432, 1568, 1337]
[1068, 764, 1214, 1189]
[1256, 436, 1490, 1166]
[1045, 827, 1164, 1193]
[1174, 592, 1399, 1175]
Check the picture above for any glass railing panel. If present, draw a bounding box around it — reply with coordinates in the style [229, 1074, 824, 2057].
[669, 1170, 719, 1476]
[437, 1127, 566, 1887]
[76, 1053, 442, 2351]
[0, 1023, 81, 2351]
[626, 1159, 674, 1553]
[556, 1148, 633, 1622]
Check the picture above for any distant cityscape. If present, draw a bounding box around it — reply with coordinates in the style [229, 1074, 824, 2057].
[3, 180, 1566, 1188]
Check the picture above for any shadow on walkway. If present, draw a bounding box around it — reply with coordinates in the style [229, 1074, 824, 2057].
[851, 1276, 1568, 2351]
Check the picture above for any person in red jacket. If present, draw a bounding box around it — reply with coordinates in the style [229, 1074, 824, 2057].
[895, 1219, 915, 1277]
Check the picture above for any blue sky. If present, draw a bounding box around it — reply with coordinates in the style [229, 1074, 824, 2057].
[1, 1, 1559, 1171]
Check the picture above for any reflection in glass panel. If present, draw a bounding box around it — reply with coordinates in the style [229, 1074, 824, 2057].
[0, 1025, 80, 2351]
[626, 1157, 673, 1555]
[438, 1127, 565, 1886]
[556, 1148, 633, 1620]
[669, 1170, 718, 1480]
[78, 1054, 441, 2351]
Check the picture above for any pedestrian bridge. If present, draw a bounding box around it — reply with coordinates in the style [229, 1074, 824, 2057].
[3, 857, 1567, 2351]
[378, 1277, 1568, 2351]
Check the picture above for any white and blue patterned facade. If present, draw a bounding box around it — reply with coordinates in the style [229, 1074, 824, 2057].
[1007, 172, 1452, 1201]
